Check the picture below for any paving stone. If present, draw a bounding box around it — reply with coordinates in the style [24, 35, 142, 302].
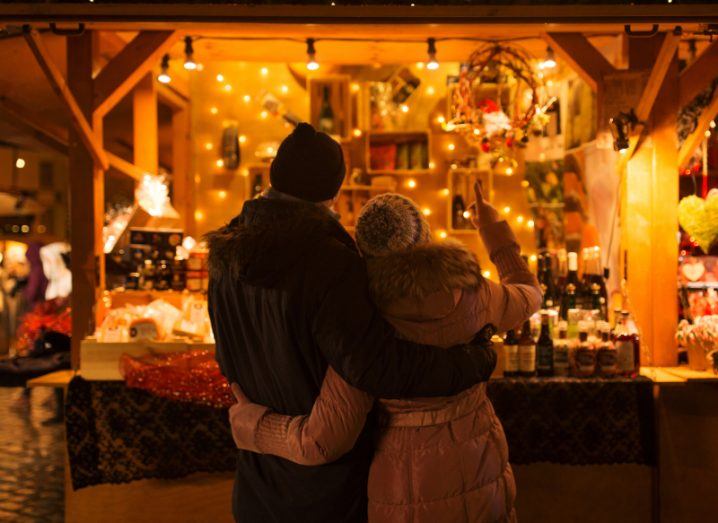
[0, 387, 64, 521]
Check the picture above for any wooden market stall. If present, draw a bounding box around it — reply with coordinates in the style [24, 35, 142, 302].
[2, 2, 718, 522]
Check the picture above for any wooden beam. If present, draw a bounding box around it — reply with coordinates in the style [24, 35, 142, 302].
[617, 32, 680, 168]
[93, 30, 178, 117]
[679, 40, 718, 109]
[23, 27, 109, 170]
[677, 90, 718, 169]
[107, 151, 145, 181]
[157, 81, 189, 112]
[171, 107, 192, 233]
[544, 33, 616, 92]
[67, 31, 104, 369]
[133, 74, 159, 173]
[0, 96, 69, 153]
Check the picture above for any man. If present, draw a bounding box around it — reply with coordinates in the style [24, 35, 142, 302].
[207, 123, 495, 522]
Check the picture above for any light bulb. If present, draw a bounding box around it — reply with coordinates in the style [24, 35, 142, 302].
[224, 84, 232, 92]
[216, 159, 224, 168]
[352, 128, 363, 137]
[428, 161, 436, 170]
[462, 210, 471, 219]
[260, 67, 269, 76]
[210, 106, 218, 115]
[436, 115, 446, 125]
[529, 254, 538, 262]
[527, 219, 535, 229]
[243, 94, 251, 103]
[426, 85, 435, 96]
[280, 85, 289, 94]
[306, 38, 319, 70]
[400, 104, 409, 113]
[350, 82, 360, 93]
[416, 61, 425, 70]
[502, 206, 511, 214]
[183, 37, 197, 71]
[438, 230, 448, 239]
[406, 179, 417, 189]
[422, 208, 432, 216]
[482, 270, 491, 279]
[218, 190, 227, 200]
[440, 188, 450, 197]
[239, 134, 247, 144]
[426, 38, 439, 70]
[158, 53, 171, 84]
[15, 158, 25, 169]
[194, 210, 205, 222]
[204, 142, 213, 151]
[516, 215, 524, 224]
[216, 74, 224, 82]
[260, 110, 268, 119]
[447, 143, 456, 151]
[540, 46, 557, 70]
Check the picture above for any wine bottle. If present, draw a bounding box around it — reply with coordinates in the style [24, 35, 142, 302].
[318, 86, 335, 134]
[596, 321, 618, 378]
[541, 251, 557, 309]
[566, 251, 584, 309]
[536, 312, 554, 377]
[615, 310, 640, 377]
[574, 321, 596, 378]
[503, 329, 519, 378]
[518, 320, 536, 378]
[553, 320, 570, 377]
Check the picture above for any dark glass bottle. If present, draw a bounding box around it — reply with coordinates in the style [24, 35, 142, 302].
[541, 252, 557, 309]
[559, 282, 577, 321]
[574, 321, 596, 378]
[318, 86, 335, 134]
[155, 260, 172, 291]
[552, 320, 570, 377]
[536, 312, 554, 377]
[503, 329, 519, 377]
[170, 257, 187, 291]
[615, 311, 640, 377]
[566, 251, 584, 310]
[518, 320, 536, 378]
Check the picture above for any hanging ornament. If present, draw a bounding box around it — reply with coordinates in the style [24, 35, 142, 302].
[446, 43, 549, 153]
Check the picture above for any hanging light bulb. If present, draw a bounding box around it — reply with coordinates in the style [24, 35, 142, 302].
[183, 37, 197, 71]
[157, 54, 171, 84]
[306, 38, 319, 71]
[426, 38, 439, 70]
[539, 46, 557, 70]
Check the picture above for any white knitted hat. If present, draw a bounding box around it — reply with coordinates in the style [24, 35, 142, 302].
[356, 193, 432, 257]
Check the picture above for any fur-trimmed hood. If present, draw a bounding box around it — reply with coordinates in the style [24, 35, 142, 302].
[205, 198, 355, 288]
[366, 239, 483, 307]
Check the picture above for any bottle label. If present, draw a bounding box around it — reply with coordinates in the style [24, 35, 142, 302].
[597, 349, 618, 374]
[553, 346, 570, 375]
[537, 344, 553, 371]
[616, 340, 635, 372]
[518, 345, 536, 372]
[504, 345, 519, 372]
[575, 348, 596, 375]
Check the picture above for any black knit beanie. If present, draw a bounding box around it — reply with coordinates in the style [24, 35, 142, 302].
[269, 123, 345, 202]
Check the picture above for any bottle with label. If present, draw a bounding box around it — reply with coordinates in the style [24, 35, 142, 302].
[565, 252, 584, 309]
[574, 321, 596, 378]
[318, 86, 335, 134]
[596, 321, 618, 378]
[155, 260, 172, 291]
[553, 320, 570, 377]
[536, 312, 554, 377]
[541, 252, 557, 309]
[518, 320, 536, 378]
[615, 310, 640, 377]
[503, 329, 520, 378]
[139, 259, 155, 291]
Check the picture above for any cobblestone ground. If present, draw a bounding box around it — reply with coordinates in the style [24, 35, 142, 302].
[0, 387, 64, 522]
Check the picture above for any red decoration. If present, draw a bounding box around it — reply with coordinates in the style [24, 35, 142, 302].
[15, 298, 71, 352]
[120, 349, 233, 408]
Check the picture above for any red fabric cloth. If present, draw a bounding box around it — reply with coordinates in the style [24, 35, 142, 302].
[120, 349, 233, 408]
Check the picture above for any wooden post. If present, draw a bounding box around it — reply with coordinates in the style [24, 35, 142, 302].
[133, 74, 158, 173]
[172, 107, 194, 234]
[67, 32, 104, 369]
[623, 43, 680, 367]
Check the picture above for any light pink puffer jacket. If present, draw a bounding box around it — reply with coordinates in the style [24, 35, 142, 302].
[230, 220, 541, 522]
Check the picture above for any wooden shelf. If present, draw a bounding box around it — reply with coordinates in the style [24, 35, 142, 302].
[367, 169, 434, 176]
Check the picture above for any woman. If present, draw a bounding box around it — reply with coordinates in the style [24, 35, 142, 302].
[230, 182, 541, 522]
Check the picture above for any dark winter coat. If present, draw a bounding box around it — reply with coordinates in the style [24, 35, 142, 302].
[206, 196, 496, 523]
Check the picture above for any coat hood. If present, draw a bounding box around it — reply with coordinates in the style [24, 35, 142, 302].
[366, 239, 483, 307]
[205, 198, 355, 288]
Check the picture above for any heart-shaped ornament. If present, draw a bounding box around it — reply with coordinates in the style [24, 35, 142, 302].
[682, 259, 706, 281]
[678, 193, 718, 253]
